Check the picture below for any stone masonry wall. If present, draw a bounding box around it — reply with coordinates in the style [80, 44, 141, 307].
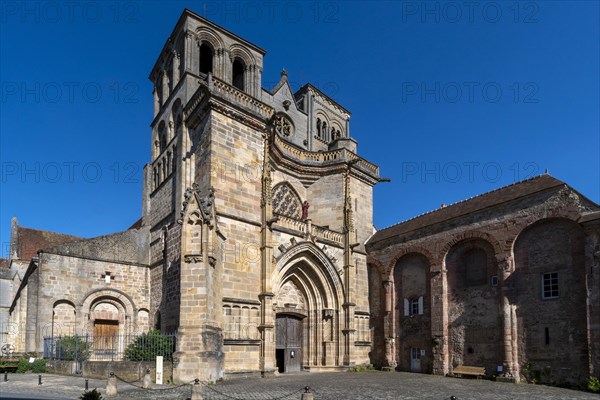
[366, 186, 598, 383]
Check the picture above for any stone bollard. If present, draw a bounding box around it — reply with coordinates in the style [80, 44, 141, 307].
[191, 378, 203, 400]
[106, 372, 118, 397]
[143, 369, 152, 389]
[301, 386, 314, 400]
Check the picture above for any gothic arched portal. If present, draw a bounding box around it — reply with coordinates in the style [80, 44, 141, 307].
[273, 242, 344, 371]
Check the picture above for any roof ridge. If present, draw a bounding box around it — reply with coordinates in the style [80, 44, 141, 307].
[374, 174, 562, 233]
[18, 225, 84, 239]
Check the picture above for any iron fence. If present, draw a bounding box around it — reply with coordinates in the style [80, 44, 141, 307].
[43, 332, 175, 362]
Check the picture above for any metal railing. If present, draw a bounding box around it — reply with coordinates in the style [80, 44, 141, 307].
[43, 332, 175, 362]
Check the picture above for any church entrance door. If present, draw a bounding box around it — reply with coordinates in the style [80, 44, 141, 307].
[275, 314, 303, 373]
[93, 319, 119, 358]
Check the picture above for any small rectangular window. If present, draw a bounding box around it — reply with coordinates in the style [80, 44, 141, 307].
[491, 275, 498, 287]
[410, 299, 419, 316]
[545, 327, 550, 345]
[542, 272, 559, 299]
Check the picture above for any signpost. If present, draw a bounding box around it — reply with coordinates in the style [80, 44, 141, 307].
[155, 356, 163, 384]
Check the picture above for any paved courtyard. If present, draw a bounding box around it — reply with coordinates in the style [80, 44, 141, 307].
[1, 372, 598, 400]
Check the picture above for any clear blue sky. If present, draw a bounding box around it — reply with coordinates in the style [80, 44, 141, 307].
[1, 1, 599, 257]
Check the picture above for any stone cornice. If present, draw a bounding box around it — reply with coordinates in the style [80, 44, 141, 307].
[270, 133, 380, 186]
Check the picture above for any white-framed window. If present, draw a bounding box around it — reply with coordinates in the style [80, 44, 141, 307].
[404, 296, 424, 316]
[542, 272, 559, 299]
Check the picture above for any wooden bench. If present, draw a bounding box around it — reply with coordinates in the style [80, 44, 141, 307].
[452, 365, 486, 379]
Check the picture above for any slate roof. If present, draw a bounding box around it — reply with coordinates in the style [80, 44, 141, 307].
[368, 174, 566, 245]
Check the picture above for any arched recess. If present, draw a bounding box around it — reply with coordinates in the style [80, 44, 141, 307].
[229, 45, 256, 70]
[137, 308, 150, 334]
[315, 113, 330, 141]
[273, 242, 344, 370]
[367, 263, 385, 367]
[230, 44, 256, 93]
[511, 217, 587, 385]
[272, 182, 302, 219]
[155, 120, 167, 159]
[79, 288, 137, 338]
[387, 246, 435, 277]
[393, 253, 432, 373]
[445, 238, 501, 375]
[52, 300, 76, 337]
[171, 98, 183, 137]
[232, 58, 245, 91]
[196, 28, 224, 76]
[440, 231, 504, 266]
[330, 121, 343, 140]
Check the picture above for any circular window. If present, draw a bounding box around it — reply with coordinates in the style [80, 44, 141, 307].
[274, 114, 293, 137]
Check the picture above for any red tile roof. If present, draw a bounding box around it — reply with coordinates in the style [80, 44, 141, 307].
[16, 226, 83, 260]
[368, 174, 566, 245]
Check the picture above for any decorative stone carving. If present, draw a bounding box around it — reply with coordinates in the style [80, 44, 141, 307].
[184, 255, 203, 263]
[272, 183, 301, 219]
[274, 114, 292, 137]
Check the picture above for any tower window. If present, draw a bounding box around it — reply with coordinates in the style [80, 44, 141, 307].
[274, 114, 293, 137]
[232, 59, 245, 91]
[316, 118, 322, 138]
[199, 43, 213, 75]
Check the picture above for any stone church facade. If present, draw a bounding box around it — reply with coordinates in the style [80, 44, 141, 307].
[1, 9, 598, 387]
[2, 9, 379, 383]
[144, 9, 379, 382]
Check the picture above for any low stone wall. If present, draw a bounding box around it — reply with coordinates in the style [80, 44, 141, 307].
[46, 360, 174, 382]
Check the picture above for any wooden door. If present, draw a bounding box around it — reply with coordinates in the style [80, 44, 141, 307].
[276, 314, 303, 372]
[94, 320, 119, 355]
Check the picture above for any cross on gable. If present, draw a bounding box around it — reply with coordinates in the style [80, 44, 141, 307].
[101, 271, 115, 284]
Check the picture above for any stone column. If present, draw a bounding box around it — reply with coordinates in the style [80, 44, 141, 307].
[345, 117, 350, 138]
[259, 133, 275, 375]
[172, 51, 180, 87]
[184, 31, 194, 73]
[153, 87, 159, 117]
[382, 280, 395, 368]
[430, 263, 448, 375]
[25, 263, 39, 353]
[342, 171, 356, 366]
[499, 257, 516, 382]
[510, 304, 520, 381]
[161, 70, 169, 103]
[215, 49, 228, 82]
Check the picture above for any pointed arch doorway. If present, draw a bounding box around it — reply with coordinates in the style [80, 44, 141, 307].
[272, 242, 345, 372]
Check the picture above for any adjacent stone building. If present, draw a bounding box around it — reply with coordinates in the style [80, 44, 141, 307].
[3, 218, 150, 355]
[366, 175, 600, 385]
[1, 9, 598, 387]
